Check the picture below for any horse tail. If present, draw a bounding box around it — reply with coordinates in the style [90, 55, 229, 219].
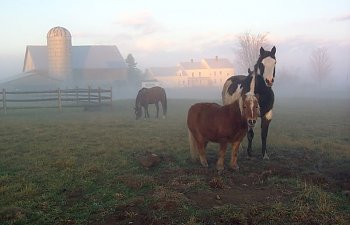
[162, 88, 167, 117]
[188, 128, 198, 161]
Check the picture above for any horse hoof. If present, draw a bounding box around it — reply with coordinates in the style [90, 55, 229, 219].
[200, 161, 209, 168]
[231, 165, 239, 171]
[217, 170, 224, 176]
[263, 154, 270, 160]
[216, 165, 224, 173]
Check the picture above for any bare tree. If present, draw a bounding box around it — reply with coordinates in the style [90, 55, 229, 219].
[310, 47, 332, 82]
[234, 32, 269, 73]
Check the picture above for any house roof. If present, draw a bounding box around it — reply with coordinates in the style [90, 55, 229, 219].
[203, 57, 234, 69]
[179, 61, 207, 70]
[23, 45, 127, 72]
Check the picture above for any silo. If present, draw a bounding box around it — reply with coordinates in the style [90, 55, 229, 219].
[47, 26, 72, 80]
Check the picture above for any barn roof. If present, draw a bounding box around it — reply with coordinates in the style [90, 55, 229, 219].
[23, 45, 127, 72]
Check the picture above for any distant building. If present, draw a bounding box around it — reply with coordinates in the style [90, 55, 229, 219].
[1, 26, 127, 90]
[147, 56, 234, 88]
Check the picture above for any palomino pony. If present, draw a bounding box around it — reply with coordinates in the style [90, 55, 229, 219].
[222, 46, 276, 159]
[134, 86, 167, 120]
[187, 77, 260, 172]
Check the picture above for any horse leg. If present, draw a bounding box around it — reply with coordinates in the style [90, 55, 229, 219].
[155, 102, 159, 118]
[217, 142, 227, 173]
[261, 116, 271, 160]
[144, 105, 149, 118]
[197, 140, 208, 168]
[246, 128, 254, 158]
[161, 101, 166, 119]
[230, 141, 241, 171]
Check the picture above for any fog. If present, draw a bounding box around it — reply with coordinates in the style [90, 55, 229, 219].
[1, 37, 349, 101]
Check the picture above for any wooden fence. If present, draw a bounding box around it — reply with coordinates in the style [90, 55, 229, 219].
[0, 87, 112, 113]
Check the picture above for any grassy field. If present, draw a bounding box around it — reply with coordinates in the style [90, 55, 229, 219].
[0, 97, 349, 225]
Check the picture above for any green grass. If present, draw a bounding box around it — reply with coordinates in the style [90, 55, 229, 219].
[0, 98, 349, 225]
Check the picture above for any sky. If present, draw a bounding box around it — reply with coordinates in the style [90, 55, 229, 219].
[0, 0, 349, 83]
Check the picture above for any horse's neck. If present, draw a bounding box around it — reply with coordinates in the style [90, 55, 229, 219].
[255, 75, 272, 94]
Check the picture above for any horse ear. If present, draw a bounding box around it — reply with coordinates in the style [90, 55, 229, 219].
[260, 47, 265, 55]
[271, 46, 276, 56]
[248, 68, 252, 74]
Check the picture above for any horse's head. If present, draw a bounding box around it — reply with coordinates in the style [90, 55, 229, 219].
[134, 106, 142, 120]
[239, 93, 260, 128]
[255, 46, 276, 87]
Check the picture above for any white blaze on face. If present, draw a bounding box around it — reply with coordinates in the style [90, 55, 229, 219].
[249, 96, 254, 118]
[261, 57, 276, 85]
[246, 94, 256, 118]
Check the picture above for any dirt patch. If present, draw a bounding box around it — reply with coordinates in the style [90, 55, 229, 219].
[90, 148, 349, 225]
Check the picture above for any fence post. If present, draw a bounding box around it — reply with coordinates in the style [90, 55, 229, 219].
[2, 88, 7, 114]
[110, 87, 113, 105]
[75, 86, 79, 105]
[57, 88, 62, 112]
[98, 87, 101, 104]
[88, 86, 91, 104]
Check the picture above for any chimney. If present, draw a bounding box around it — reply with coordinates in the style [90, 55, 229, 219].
[215, 56, 218, 61]
[190, 59, 194, 63]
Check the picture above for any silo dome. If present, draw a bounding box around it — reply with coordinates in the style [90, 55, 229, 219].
[47, 26, 72, 81]
[47, 26, 71, 38]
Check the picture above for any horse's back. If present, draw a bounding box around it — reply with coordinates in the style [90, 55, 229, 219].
[187, 102, 229, 135]
[187, 103, 220, 126]
[142, 86, 166, 103]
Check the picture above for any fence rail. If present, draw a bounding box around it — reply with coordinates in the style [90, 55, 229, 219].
[0, 87, 112, 113]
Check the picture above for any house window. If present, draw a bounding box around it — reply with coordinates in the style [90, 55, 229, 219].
[220, 71, 222, 75]
[214, 71, 216, 76]
[192, 72, 194, 77]
[199, 72, 201, 77]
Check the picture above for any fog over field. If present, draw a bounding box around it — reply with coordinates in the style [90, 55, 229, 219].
[0, 0, 349, 101]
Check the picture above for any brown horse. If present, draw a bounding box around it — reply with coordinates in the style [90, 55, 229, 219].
[187, 86, 260, 172]
[134, 86, 167, 120]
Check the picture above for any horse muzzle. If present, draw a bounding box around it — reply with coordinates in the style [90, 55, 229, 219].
[265, 78, 274, 87]
[247, 119, 257, 128]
